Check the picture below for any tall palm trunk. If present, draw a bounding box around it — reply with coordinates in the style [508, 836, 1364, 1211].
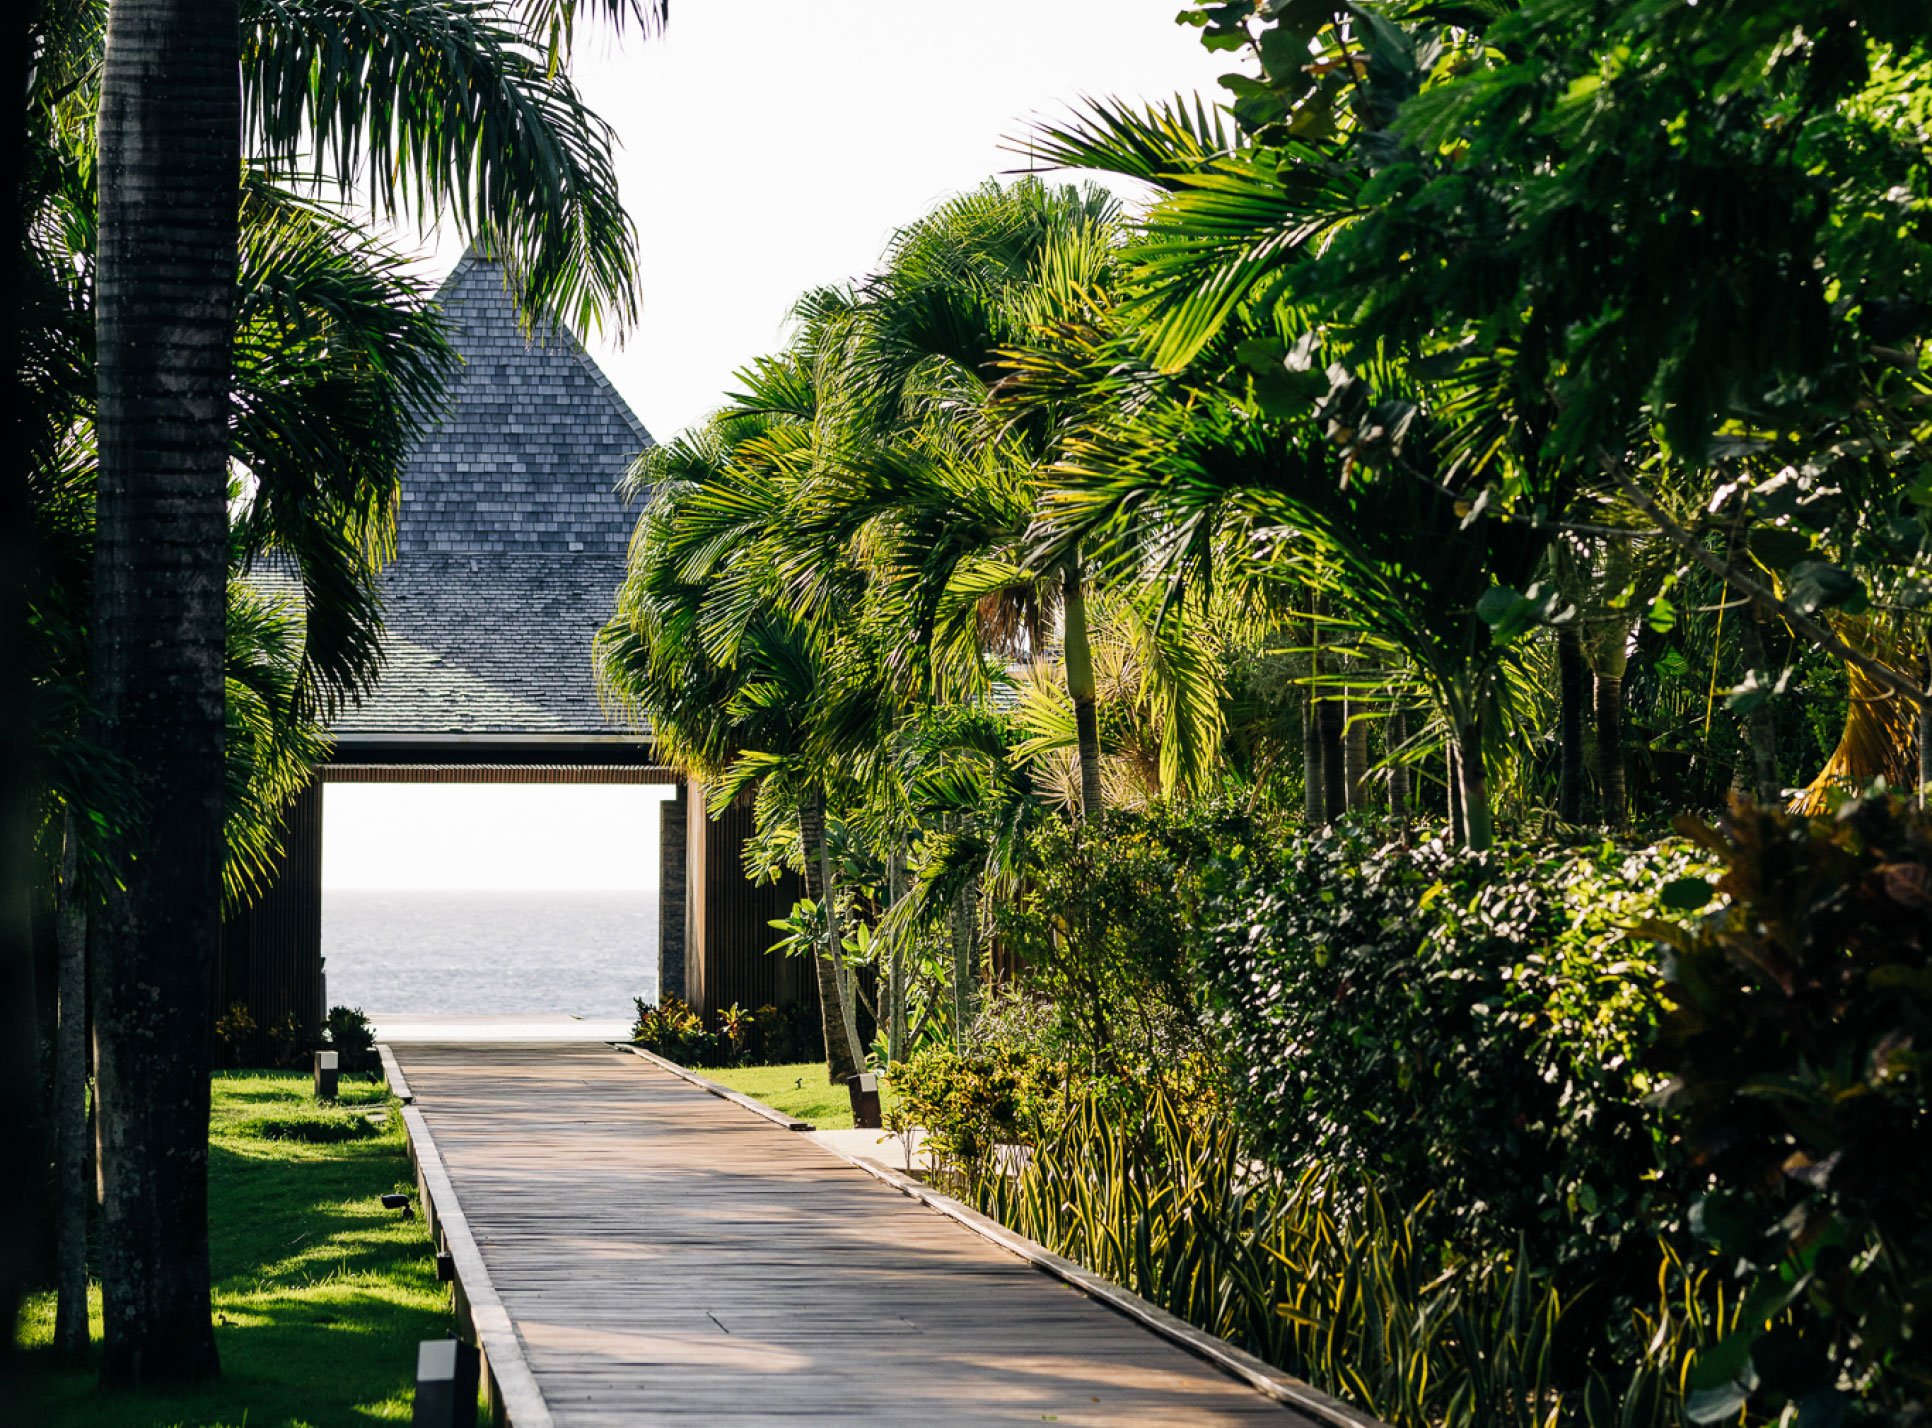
[951, 877, 978, 1041]
[799, 789, 861, 1085]
[1737, 600, 1782, 806]
[1343, 697, 1371, 812]
[1063, 557, 1103, 821]
[886, 843, 908, 1064]
[1556, 624, 1587, 822]
[1388, 706, 1410, 846]
[92, 0, 237, 1386]
[1301, 689, 1324, 825]
[1, 2, 43, 1346]
[1458, 723, 1493, 851]
[1594, 673, 1628, 832]
[1447, 742, 1465, 845]
[1318, 695, 1346, 822]
[1456, 718, 1493, 850]
[1921, 635, 1930, 812]
[55, 815, 91, 1361]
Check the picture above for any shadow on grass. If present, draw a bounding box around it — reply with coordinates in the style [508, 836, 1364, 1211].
[9, 1073, 470, 1428]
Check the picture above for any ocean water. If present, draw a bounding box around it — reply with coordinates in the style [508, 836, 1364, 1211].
[322, 889, 659, 1017]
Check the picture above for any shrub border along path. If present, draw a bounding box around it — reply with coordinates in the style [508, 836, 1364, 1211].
[614, 1043, 1379, 1428]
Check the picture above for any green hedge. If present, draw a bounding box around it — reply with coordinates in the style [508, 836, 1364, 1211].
[1195, 823, 1709, 1282]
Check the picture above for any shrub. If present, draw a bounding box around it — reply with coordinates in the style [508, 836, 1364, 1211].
[630, 995, 732, 1068]
[888, 1041, 1069, 1182]
[1648, 795, 1932, 1424]
[214, 1001, 257, 1069]
[324, 1005, 377, 1072]
[1196, 822, 1708, 1280]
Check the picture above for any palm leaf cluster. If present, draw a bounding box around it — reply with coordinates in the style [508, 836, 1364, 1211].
[605, 0, 1932, 1088]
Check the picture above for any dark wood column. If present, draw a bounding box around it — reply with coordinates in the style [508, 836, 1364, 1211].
[657, 782, 688, 1003]
[684, 781, 809, 1023]
[216, 778, 324, 1061]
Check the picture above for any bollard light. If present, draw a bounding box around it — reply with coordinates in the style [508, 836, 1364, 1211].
[847, 1071, 882, 1130]
[412, 1337, 480, 1428]
[436, 1251, 455, 1282]
[313, 1049, 339, 1101]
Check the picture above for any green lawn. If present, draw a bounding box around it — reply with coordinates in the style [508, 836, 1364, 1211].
[704, 1061, 899, 1131]
[9, 1071, 463, 1428]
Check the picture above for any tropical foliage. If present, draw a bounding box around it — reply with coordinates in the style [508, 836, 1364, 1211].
[601, 1, 1932, 1422]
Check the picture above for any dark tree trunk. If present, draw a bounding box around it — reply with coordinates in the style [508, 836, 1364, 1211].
[1301, 690, 1324, 826]
[1388, 706, 1410, 846]
[1557, 624, 1587, 822]
[1062, 559, 1103, 821]
[951, 877, 978, 1041]
[799, 789, 861, 1086]
[1457, 720, 1493, 851]
[1343, 698, 1371, 812]
[1594, 674, 1627, 832]
[1737, 601, 1783, 806]
[1318, 695, 1346, 822]
[1920, 636, 1930, 812]
[885, 843, 908, 1064]
[55, 816, 91, 1361]
[2, 0, 48, 1347]
[92, 0, 238, 1387]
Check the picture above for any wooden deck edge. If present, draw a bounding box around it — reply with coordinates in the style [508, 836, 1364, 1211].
[610, 1043, 813, 1130]
[605, 1044, 1379, 1428]
[808, 1133, 1385, 1428]
[388, 1083, 554, 1428]
[377, 1042, 414, 1104]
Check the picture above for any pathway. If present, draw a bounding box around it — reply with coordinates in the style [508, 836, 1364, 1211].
[390, 1042, 1325, 1427]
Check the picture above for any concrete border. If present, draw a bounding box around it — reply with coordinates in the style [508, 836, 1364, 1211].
[378, 1042, 414, 1104]
[608, 1045, 1382, 1428]
[381, 1044, 552, 1428]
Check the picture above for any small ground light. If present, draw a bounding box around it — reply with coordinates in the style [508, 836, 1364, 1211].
[412, 1337, 479, 1428]
[381, 1192, 414, 1219]
[313, 1049, 338, 1100]
[847, 1072, 882, 1129]
[436, 1251, 455, 1282]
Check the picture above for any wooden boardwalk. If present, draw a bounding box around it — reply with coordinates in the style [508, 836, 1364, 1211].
[391, 1042, 1322, 1427]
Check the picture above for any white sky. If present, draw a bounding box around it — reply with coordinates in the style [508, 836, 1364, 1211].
[324, 785, 669, 890]
[401, 0, 1231, 440]
[332, 3, 1228, 893]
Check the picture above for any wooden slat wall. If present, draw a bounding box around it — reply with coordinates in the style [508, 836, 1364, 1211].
[216, 779, 324, 1062]
[685, 783, 811, 1023]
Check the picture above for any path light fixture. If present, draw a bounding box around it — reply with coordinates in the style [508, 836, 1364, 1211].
[313, 1049, 338, 1100]
[381, 1192, 415, 1219]
[412, 1337, 480, 1428]
[847, 1072, 882, 1130]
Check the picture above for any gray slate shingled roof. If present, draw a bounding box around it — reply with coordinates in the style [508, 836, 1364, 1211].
[332, 251, 654, 738]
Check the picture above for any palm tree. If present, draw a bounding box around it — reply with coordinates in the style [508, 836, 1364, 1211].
[81, 0, 656, 1382]
[597, 356, 872, 1085]
[829, 180, 1124, 820]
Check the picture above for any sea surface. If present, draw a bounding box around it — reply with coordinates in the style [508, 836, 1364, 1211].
[322, 889, 658, 1017]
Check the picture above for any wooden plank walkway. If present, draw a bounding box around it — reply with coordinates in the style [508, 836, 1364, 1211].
[392, 1043, 1321, 1427]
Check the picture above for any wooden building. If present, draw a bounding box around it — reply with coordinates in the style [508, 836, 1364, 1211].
[221, 253, 808, 1054]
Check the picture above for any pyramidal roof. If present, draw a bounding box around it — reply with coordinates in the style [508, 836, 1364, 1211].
[332, 251, 655, 742]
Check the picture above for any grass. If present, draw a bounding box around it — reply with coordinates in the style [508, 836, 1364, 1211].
[8, 1071, 461, 1428]
[704, 1061, 900, 1131]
